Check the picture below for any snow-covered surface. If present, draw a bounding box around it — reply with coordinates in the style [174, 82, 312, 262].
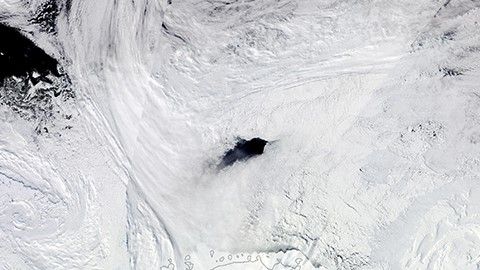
[1, 0, 480, 269]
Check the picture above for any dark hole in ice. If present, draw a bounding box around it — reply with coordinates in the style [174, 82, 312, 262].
[441, 30, 455, 41]
[220, 137, 268, 167]
[0, 23, 59, 81]
[440, 67, 463, 77]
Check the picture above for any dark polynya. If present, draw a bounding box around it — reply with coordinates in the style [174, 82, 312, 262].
[0, 23, 59, 80]
[220, 138, 268, 167]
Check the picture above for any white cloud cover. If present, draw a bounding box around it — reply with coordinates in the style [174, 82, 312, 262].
[1, 0, 479, 269]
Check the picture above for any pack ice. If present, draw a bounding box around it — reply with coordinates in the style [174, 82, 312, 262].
[1, 0, 480, 269]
